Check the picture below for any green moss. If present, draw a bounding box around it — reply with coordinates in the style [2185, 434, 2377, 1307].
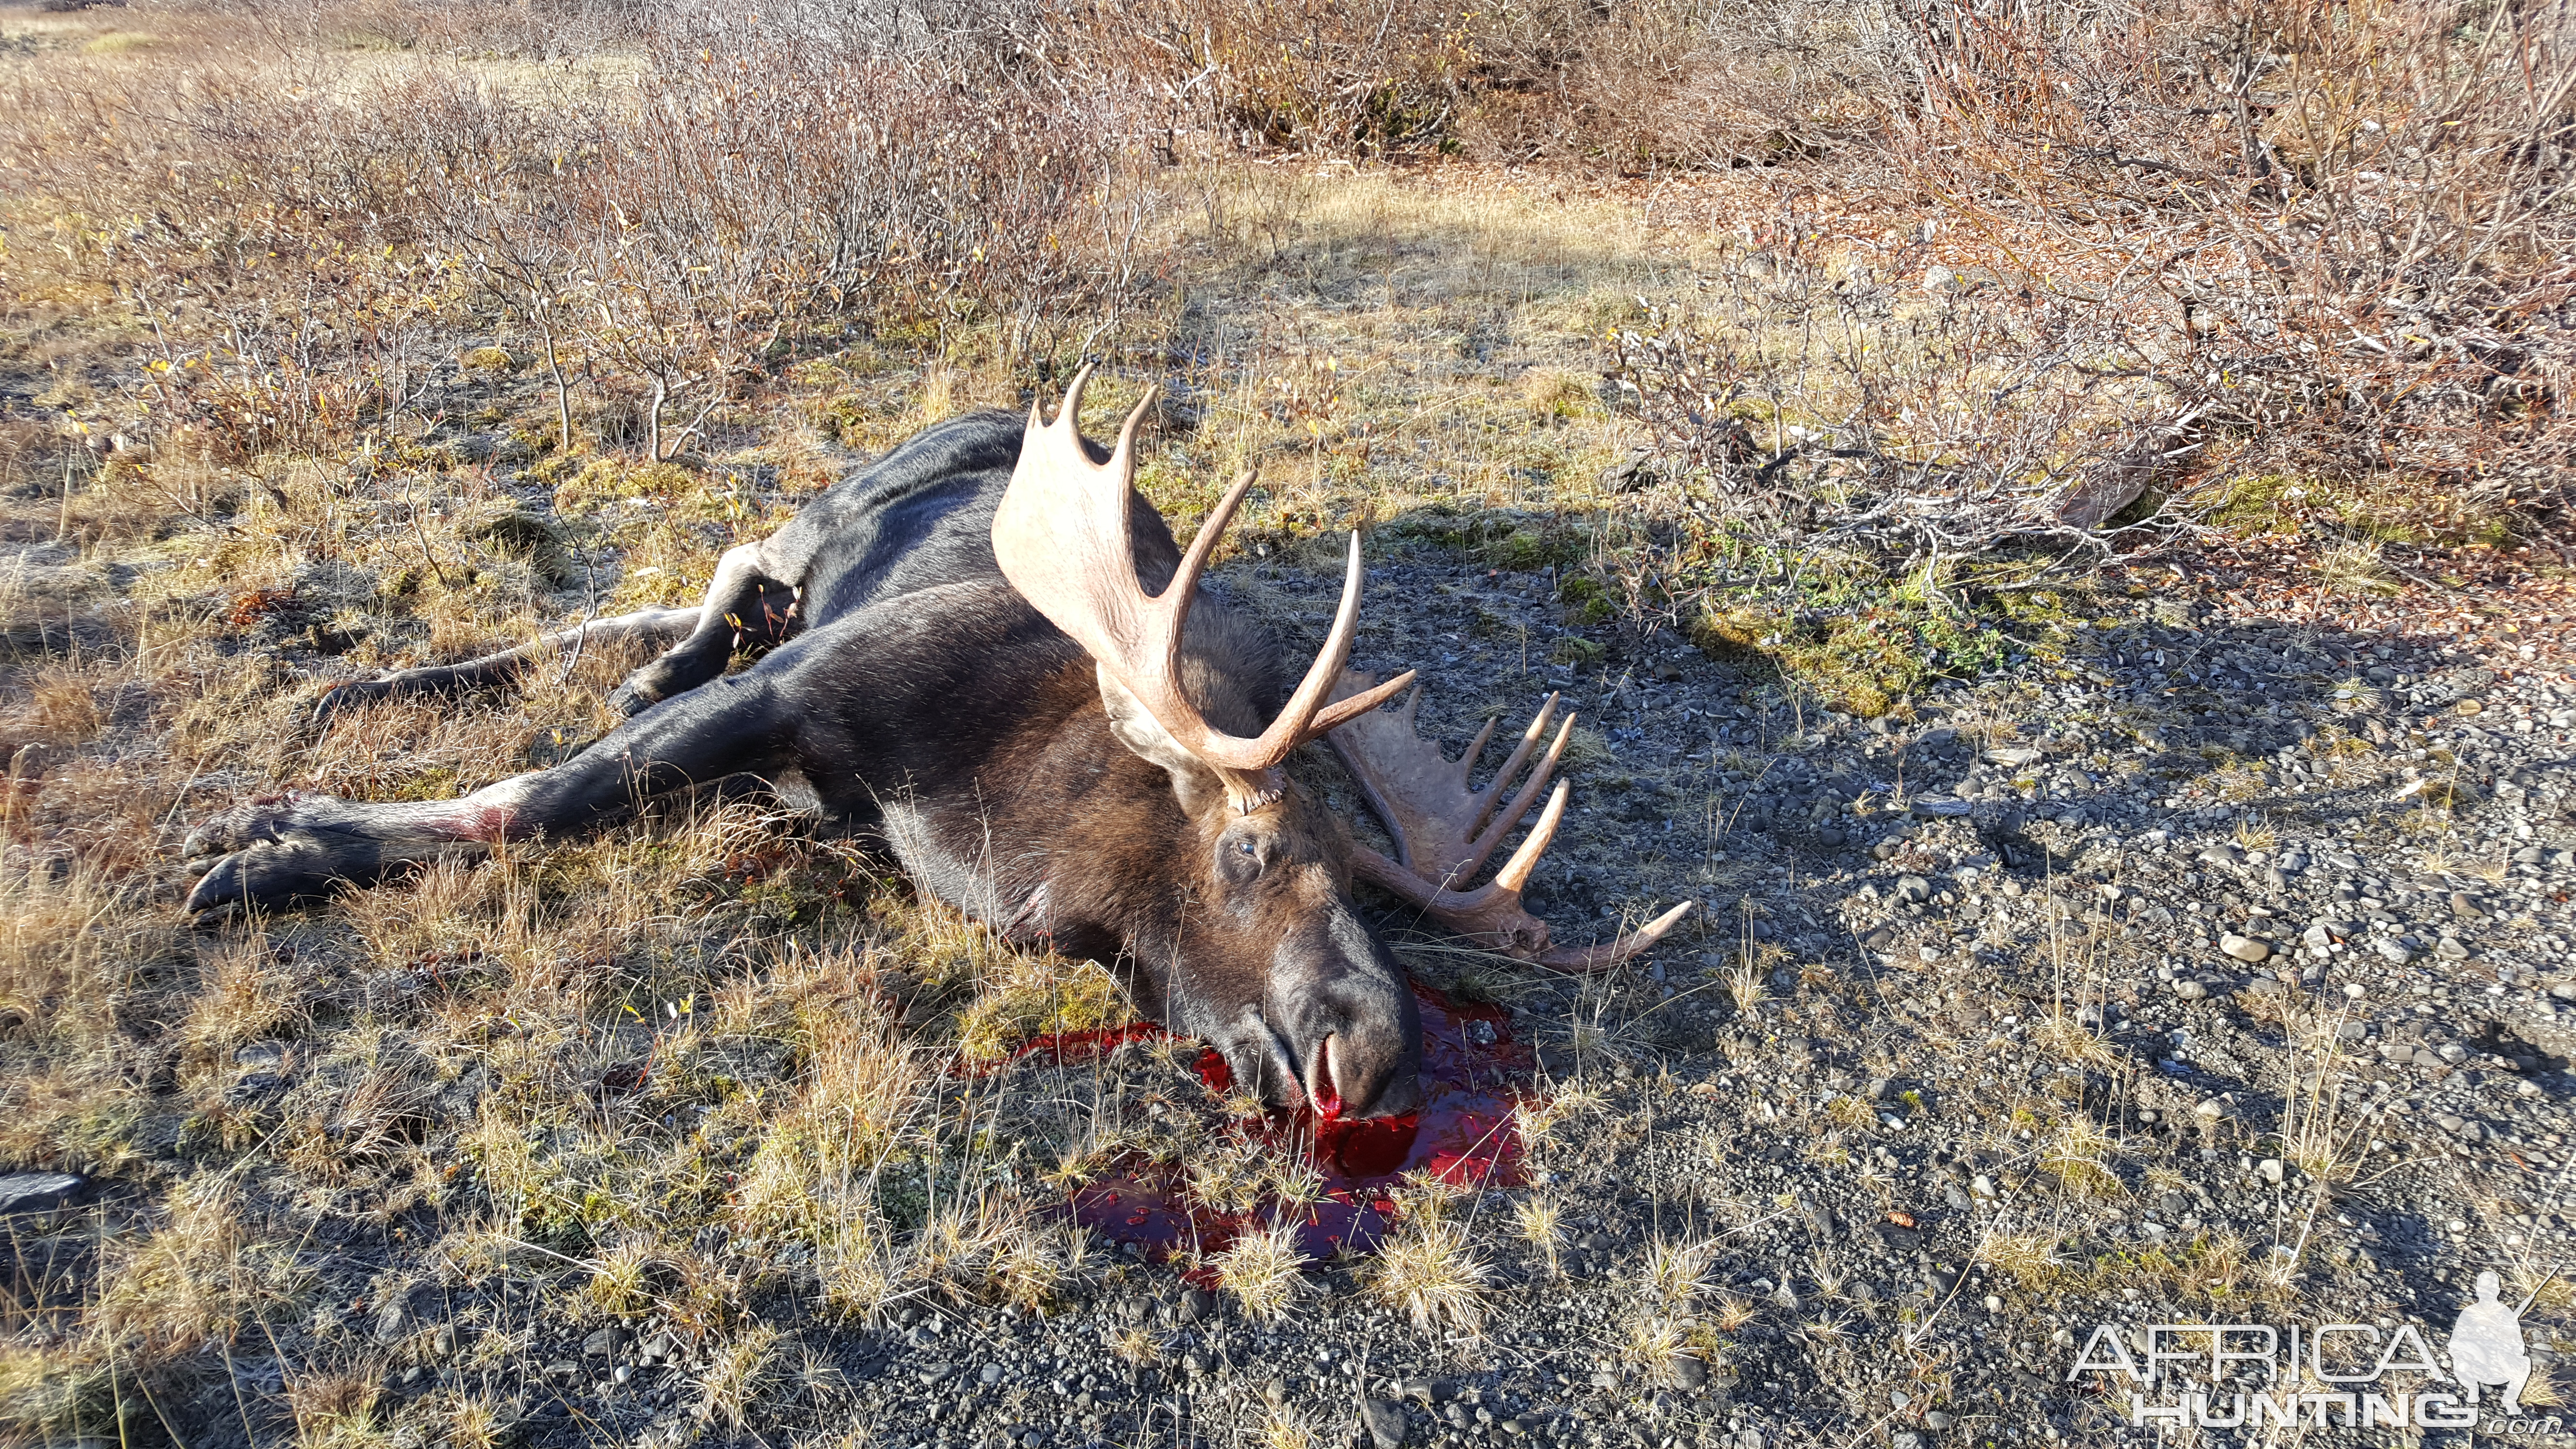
[1558, 574, 1615, 627]
[467, 510, 571, 585]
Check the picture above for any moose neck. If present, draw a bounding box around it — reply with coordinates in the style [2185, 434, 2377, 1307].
[981, 646, 1291, 1022]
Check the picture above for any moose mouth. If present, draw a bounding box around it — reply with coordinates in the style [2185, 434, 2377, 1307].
[1307, 1035, 1346, 1120]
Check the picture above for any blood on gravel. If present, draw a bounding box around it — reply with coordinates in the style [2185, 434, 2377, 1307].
[1066, 982, 1529, 1266]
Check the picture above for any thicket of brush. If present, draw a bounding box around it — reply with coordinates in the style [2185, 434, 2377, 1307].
[7, 0, 2562, 617]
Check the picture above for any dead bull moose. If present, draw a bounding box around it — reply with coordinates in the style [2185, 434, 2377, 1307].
[182, 372, 1693, 1118]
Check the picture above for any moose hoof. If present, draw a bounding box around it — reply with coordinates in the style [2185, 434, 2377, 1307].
[602, 680, 665, 718]
[312, 678, 397, 725]
[178, 794, 401, 918]
[182, 840, 340, 919]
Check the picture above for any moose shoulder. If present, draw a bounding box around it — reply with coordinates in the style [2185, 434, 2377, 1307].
[182, 373, 1691, 1118]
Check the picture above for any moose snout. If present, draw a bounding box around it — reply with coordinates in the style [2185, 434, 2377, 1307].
[1268, 909, 1424, 1120]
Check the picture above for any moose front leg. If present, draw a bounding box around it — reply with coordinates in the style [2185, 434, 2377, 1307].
[183, 672, 791, 919]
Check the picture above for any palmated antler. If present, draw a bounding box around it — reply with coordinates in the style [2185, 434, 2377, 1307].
[992, 367, 1414, 814]
[1328, 671, 1695, 973]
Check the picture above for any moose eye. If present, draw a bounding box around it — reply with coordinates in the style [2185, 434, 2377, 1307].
[1219, 834, 1268, 883]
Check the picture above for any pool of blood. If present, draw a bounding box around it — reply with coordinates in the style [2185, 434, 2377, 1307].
[1063, 982, 1530, 1265]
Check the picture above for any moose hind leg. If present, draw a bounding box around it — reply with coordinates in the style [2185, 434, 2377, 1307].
[314, 607, 704, 724]
[604, 541, 802, 717]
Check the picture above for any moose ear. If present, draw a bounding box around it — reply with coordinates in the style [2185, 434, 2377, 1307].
[1097, 666, 1230, 816]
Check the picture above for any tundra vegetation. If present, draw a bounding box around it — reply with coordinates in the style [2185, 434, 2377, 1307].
[1, 0, 2574, 1445]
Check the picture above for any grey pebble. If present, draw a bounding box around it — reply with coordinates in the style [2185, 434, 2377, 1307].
[0, 1172, 87, 1216]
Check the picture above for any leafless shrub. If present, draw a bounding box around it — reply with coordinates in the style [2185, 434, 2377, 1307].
[1890, 0, 2576, 531]
[1, 10, 1154, 464]
[1607, 258, 2194, 594]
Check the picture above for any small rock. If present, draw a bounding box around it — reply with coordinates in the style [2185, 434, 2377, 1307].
[1176, 1287, 1218, 1323]
[431, 1326, 456, 1358]
[2435, 937, 2470, 961]
[2198, 845, 2244, 866]
[2371, 937, 2415, 964]
[1925, 1411, 1955, 1431]
[1893, 1435, 1925, 1449]
[980, 1363, 1004, 1385]
[2451, 893, 2488, 920]
[1672, 1353, 1709, 1390]
[2258, 1159, 2286, 1186]
[2302, 923, 2334, 949]
[2173, 980, 2208, 1001]
[1984, 747, 2043, 767]
[582, 1327, 623, 1359]
[234, 1040, 288, 1069]
[372, 1301, 408, 1346]
[2221, 934, 2272, 964]
[1591, 1368, 1624, 1391]
[0, 1172, 87, 1216]
[1895, 875, 1932, 905]
[545, 1360, 580, 1380]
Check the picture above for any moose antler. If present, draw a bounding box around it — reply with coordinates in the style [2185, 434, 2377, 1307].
[992, 366, 1415, 813]
[1328, 671, 1695, 972]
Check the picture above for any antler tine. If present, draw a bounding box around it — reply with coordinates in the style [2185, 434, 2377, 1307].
[1456, 698, 1571, 882]
[1456, 698, 1533, 838]
[994, 371, 1413, 813]
[1536, 900, 1699, 973]
[1331, 678, 1695, 970]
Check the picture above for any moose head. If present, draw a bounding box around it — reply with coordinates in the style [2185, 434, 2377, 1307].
[990, 370, 1694, 1116]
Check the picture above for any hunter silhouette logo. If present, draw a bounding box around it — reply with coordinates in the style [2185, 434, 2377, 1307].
[2067, 1266, 2562, 1432]
[2449, 1269, 2534, 1414]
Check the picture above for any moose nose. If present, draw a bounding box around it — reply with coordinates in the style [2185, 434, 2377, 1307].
[1276, 908, 1423, 1119]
